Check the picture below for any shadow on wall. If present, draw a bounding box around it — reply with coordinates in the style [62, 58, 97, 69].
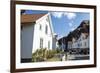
[21, 24, 34, 63]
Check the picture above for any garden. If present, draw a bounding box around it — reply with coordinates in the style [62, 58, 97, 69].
[32, 48, 66, 62]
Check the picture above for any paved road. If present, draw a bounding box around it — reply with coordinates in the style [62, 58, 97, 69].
[67, 54, 89, 60]
[52, 54, 89, 61]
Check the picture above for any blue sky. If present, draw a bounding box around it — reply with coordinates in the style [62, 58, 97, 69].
[24, 10, 90, 39]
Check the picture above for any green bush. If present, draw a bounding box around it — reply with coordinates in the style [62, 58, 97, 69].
[32, 48, 62, 62]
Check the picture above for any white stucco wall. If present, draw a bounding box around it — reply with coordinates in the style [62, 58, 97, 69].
[78, 36, 89, 48]
[77, 34, 89, 49]
[32, 13, 54, 53]
[68, 41, 72, 49]
[68, 33, 89, 49]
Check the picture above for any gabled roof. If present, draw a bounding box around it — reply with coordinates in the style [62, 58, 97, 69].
[21, 14, 46, 24]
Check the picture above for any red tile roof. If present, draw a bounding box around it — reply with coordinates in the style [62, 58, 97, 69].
[21, 14, 46, 24]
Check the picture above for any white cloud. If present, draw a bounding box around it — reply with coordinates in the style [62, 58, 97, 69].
[68, 21, 74, 27]
[64, 12, 76, 20]
[51, 12, 63, 19]
[69, 23, 73, 27]
[50, 12, 77, 20]
[71, 27, 75, 31]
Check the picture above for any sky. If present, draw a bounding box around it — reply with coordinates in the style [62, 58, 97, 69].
[23, 10, 90, 39]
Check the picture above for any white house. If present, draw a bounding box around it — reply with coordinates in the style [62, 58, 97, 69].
[67, 41, 72, 49]
[58, 20, 89, 55]
[67, 33, 89, 55]
[70, 33, 89, 49]
[76, 33, 89, 49]
[21, 13, 57, 62]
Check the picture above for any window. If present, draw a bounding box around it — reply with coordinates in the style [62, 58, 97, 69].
[48, 41, 50, 49]
[79, 38, 81, 41]
[80, 43, 82, 47]
[46, 16, 49, 22]
[78, 44, 80, 47]
[39, 24, 42, 30]
[46, 16, 51, 28]
[45, 25, 48, 34]
[40, 38, 43, 48]
[78, 43, 82, 47]
[84, 42, 87, 46]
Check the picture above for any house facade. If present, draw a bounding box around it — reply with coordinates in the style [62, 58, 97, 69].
[21, 13, 57, 62]
[68, 33, 89, 49]
[58, 20, 89, 55]
[68, 20, 89, 55]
